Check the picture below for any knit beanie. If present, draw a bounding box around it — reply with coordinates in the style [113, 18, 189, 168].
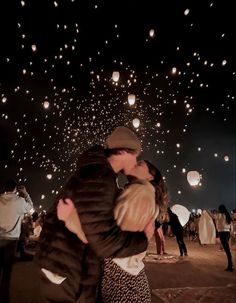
[105, 126, 141, 152]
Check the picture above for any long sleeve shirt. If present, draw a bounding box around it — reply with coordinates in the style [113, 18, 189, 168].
[0, 193, 33, 239]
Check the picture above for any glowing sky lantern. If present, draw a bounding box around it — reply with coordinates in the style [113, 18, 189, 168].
[132, 118, 140, 128]
[184, 9, 190, 15]
[197, 209, 202, 215]
[171, 204, 190, 226]
[43, 101, 50, 109]
[31, 44, 37, 52]
[224, 155, 229, 162]
[46, 174, 52, 179]
[112, 71, 120, 82]
[2, 97, 7, 103]
[128, 94, 136, 105]
[187, 170, 201, 186]
[171, 67, 177, 74]
[149, 29, 155, 38]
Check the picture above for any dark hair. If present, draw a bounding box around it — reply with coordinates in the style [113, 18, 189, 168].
[4, 179, 17, 192]
[144, 160, 169, 217]
[105, 148, 137, 157]
[218, 204, 232, 224]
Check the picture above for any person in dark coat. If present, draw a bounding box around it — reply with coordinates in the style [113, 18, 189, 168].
[35, 127, 150, 303]
[167, 207, 188, 257]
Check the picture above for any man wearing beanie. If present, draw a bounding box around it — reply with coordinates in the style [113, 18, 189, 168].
[35, 126, 149, 303]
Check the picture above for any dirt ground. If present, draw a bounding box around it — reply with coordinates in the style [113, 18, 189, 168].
[9, 236, 236, 303]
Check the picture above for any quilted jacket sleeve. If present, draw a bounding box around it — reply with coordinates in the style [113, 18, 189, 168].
[63, 164, 148, 258]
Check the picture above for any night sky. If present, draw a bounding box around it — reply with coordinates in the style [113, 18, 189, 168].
[0, 0, 235, 212]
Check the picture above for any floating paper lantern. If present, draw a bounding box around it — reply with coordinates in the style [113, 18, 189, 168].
[112, 71, 120, 82]
[171, 67, 177, 74]
[171, 204, 190, 226]
[31, 44, 37, 52]
[184, 9, 190, 15]
[197, 209, 202, 215]
[43, 101, 50, 109]
[149, 29, 155, 38]
[2, 97, 7, 103]
[187, 170, 201, 186]
[224, 155, 229, 162]
[132, 118, 140, 128]
[46, 174, 52, 180]
[128, 94, 136, 105]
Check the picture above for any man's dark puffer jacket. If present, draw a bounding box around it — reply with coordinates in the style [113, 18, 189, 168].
[36, 145, 148, 301]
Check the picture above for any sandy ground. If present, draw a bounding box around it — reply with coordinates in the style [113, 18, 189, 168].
[9, 236, 236, 303]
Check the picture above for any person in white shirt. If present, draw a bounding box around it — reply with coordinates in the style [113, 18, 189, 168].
[0, 179, 33, 303]
[215, 204, 234, 272]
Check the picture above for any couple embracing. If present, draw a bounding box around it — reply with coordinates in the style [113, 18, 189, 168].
[35, 126, 168, 303]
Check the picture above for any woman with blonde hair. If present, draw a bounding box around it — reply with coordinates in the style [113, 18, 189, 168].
[101, 160, 168, 303]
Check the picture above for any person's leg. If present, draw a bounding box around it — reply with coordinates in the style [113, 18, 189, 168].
[0, 240, 17, 303]
[154, 229, 162, 254]
[175, 234, 183, 256]
[176, 232, 187, 255]
[159, 227, 166, 254]
[219, 232, 233, 270]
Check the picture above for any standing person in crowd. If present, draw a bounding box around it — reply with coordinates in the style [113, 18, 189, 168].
[215, 204, 234, 272]
[0, 180, 33, 303]
[198, 209, 216, 245]
[36, 126, 150, 303]
[167, 207, 188, 257]
[155, 214, 167, 255]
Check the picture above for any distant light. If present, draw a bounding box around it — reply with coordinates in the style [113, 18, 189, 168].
[41, 195, 45, 199]
[182, 168, 186, 173]
[214, 153, 218, 157]
[176, 143, 180, 148]
[156, 122, 161, 128]
[39, 205, 42, 209]
[112, 71, 120, 82]
[184, 9, 190, 16]
[132, 118, 140, 128]
[192, 209, 196, 213]
[43, 101, 50, 109]
[224, 155, 229, 162]
[178, 190, 182, 194]
[21, 1, 25, 7]
[149, 29, 155, 38]
[31, 44, 37, 52]
[128, 94, 136, 105]
[198, 147, 201, 151]
[46, 174, 52, 179]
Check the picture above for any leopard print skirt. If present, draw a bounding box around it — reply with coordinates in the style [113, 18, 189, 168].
[101, 258, 151, 303]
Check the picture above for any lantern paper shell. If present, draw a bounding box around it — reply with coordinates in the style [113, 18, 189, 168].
[112, 71, 120, 82]
[132, 118, 140, 128]
[128, 94, 136, 105]
[43, 101, 50, 109]
[149, 29, 155, 38]
[187, 170, 201, 186]
[171, 204, 190, 227]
